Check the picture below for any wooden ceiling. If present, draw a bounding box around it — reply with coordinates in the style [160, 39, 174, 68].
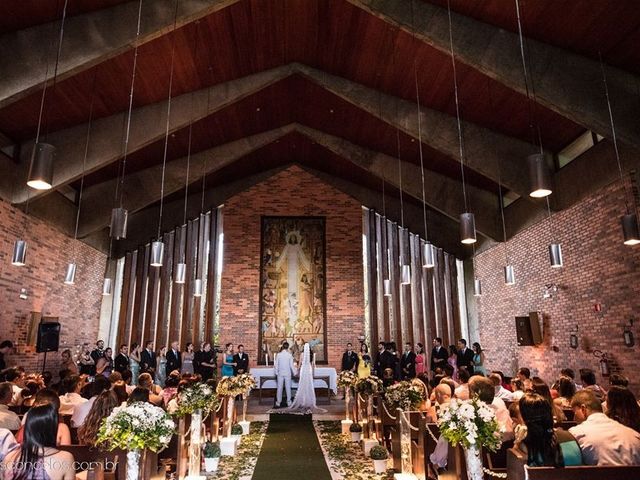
[1, 0, 639, 256]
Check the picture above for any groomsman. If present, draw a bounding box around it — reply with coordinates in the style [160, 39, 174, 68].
[400, 343, 416, 379]
[234, 344, 249, 375]
[196, 343, 217, 381]
[114, 344, 129, 374]
[430, 337, 448, 373]
[90, 340, 104, 367]
[457, 339, 475, 374]
[166, 340, 182, 375]
[341, 343, 358, 372]
[141, 341, 156, 373]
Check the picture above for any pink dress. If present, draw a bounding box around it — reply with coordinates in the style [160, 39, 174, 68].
[447, 354, 458, 381]
[415, 353, 426, 375]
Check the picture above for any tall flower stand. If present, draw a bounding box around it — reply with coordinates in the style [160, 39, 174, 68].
[221, 397, 238, 456]
[393, 409, 417, 480]
[126, 449, 159, 480]
[185, 409, 205, 480]
[341, 388, 353, 434]
[238, 394, 250, 435]
[126, 449, 141, 480]
[463, 445, 483, 480]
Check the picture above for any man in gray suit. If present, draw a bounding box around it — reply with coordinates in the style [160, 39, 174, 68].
[274, 342, 296, 407]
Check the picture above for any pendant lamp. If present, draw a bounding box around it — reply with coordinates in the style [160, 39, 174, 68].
[193, 278, 203, 297]
[175, 262, 187, 284]
[150, 241, 164, 267]
[549, 243, 563, 268]
[460, 213, 477, 244]
[383, 279, 392, 297]
[622, 213, 640, 246]
[528, 153, 552, 198]
[110, 207, 128, 240]
[400, 264, 411, 285]
[102, 277, 113, 296]
[12, 240, 27, 266]
[27, 143, 55, 190]
[504, 265, 516, 285]
[473, 278, 482, 297]
[422, 242, 435, 268]
[64, 263, 76, 285]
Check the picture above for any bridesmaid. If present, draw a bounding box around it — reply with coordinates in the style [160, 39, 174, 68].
[414, 343, 426, 376]
[96, 347, 113, 378]
[155, 346, 167, 387]
[472, 342, 487, 376]
[181, 342, 195, 375]
[129, 343, 141, 385]
[357, 343, 371, 378]
[447, 345, 458, 382]
[221, 343, 236, 377]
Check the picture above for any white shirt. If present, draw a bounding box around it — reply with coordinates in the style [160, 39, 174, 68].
[511, 390, 525, 401]
[495, 385, 515, 402]
[9, 385, 22, 406]
[59, 392, 88, 416]
[491, 397, 514, 441]
[569, 412, 640, 465]
[0, 405, 20, 431]
[0, 428, 17, 462]
[454, 383, 469, 400]
[71, 396, 96, 428]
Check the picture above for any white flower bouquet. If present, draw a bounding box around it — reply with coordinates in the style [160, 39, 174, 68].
[384, 381, 426, 411]
[437, 398, 502, 451]
[355, 375, 384, 396]
[337, 370, 358, 389]
[97, 401, 175, 452]
[175, 382, 220, 417]
[216, 374, 256, 397]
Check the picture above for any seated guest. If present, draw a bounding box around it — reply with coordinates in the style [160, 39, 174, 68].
[19, 380, 40, 407]
[138, 373, 163, 405]
[162, 373, 180, 407]
[0, 382, 20, 430]
[0, 428, 17, 462]
[517, 367, 531, 383]
[554, 376, 576, 409]
[454, 367, 471, 400]
[71, 375, 110, 428]
[127, 387, 150, 405]
[609, 373, 629, 388]
[580, 368, 606, 402]
[516, 393, 582, 467]
[606, 386, 640, 433]
[560, 368, 581, 391]
[60, 349, 78, 375]
[2, 404, 76, 480]
[530, 377, 565, 423]
[509, 401, 527, 448]
[469, 375, 514, 441]
[4, 368, 24, 406]
[569, 389, 640, 465]
[108, 371, 123, 384]
[58, 374, 87, 415]
[18, 389, 71, 446]
[121, 369, 135, 394]
[167, 379, 193, 414]
[111, 381, 129, 405]
[510, 378, 525, 401]
[490, 372, 514, 401]
[77, 391, 119, 447]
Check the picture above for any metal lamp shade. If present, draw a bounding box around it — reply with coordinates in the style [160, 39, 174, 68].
[622, 213, 640, 246]
[11, 240, 27, 266]
[175, 262, 186, 283]
[473, 278, 482, 297]
[383, 279, 392, 297]
[549, 243, 563, 268]
[460, 212, 477, 244]
[400, 264, 411, 285]
[150, 241, 164, 267]
[64, 263, 77, 285]
[193, 278, 203, 297]
[110, 207, 128, 240]
[102, 277, 113, 296]
[422, 242, 435, 268]
[27, 142, 55, 190]
[504, 265, 516, 285]
[528, 153, 553, 198]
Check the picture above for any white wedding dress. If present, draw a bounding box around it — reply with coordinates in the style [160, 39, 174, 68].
[286, 343, 326, 414]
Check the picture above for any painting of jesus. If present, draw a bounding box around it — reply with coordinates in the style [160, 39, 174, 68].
[259, 216, 327, 363]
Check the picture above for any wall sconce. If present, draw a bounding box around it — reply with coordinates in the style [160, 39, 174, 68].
[623, 319, 635, 348]
[569, 325, 578, 349]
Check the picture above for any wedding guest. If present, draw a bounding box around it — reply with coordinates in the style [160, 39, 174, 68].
[156, 346, 168, 386]
[58, 375, 87, 416]
[510, 378, 525, 401]
[447, 345, 458, 381]
[107, 371, 122, 385]
[456, 339, 474, 375]
[469, 375, 514, 441]
[181, 342, 195, 375]
[401, 343, 416, 380]
[129, 343, 141, 385]
[580, 369, 606, 402]
[0, 383, 20, 430]
[96, 347, 113, 378]
[78, 343, 95, 376]
[3, 404, 76, 480]
[609, 373, 629, 388]
[166, 340, 182, 374]
[77, 390, 118, 446]
[221, 343, 236, 377]
[162, 374, 180, 407]
[374, 342, 385, 378]
[128, 387, 150, 405]
[554, 376, 576, 409]
[353, 343, 369, 378]
[454, 368, 471, 400]
[90, 340, 104, 366]
[415, 343, 425, 376]
[4, 369, 24, 406]
[197, 343, 216, 382]
[234, 344, 249, 375]
[559, 368, 581, 391]
[430, 337, 448, 373]
[71, 375, 110, 428]
[516, 393, 582, 467]
[341, 343, 358, 372]
[531, 377, 565, 423]
[471, 342, 486, 376]
[606, 386, 640, 433]
[517, 367, 531, 382]
[111, 381, 129, 405]
[18, 380, 40, 408]
[490, 373, 514, 401]
[378, 343, 397, 383]
[0, 341, 13, 371]
[18, 389, 71, 446]
[0, 428, 17, 463]
[140, 341, 156, 374]
[570, 389, 640, 465]
[60, 349, 78, 375]
[138, 373, 163, 406]
[114, 344, 129, 374]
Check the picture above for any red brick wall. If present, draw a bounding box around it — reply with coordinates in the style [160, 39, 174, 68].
[0, 199, 106, 373]
[475, 178, 640, 393]
[220, 166, 364, 371]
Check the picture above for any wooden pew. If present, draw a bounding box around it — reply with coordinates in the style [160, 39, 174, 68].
[376, 396, 396, 451]
[390, 410, 423, 473]
[417, 419, 440, 480]
[57, 445, 122, 480]
[507, 447, 640, 480]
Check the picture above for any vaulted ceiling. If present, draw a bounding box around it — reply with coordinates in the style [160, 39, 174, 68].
[1, 0, 639, 258]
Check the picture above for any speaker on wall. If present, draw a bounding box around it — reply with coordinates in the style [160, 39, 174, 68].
[515, 312, 543, 346]
[36, 322, 61, 353]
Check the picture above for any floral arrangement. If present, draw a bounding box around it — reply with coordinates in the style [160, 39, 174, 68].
[349, 422, 363, 432]
[355, 375, 383, 396]
[203, 441, 220, 458]
[437, 397, 502, 451]
[370, 445, 389, 460]
[216, 374, 256, 397]
[175, 382, 220, 417]
[231, 424, 244, 435]
[384, 381, 426, 411]
[96, 402, 175, 452]
[337, 370, 358, 389]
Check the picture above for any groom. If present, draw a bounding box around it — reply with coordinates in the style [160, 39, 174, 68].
[274, 342, 296, 408]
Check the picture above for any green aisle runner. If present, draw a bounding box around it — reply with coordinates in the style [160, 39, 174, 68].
[252, 414, 332, 480]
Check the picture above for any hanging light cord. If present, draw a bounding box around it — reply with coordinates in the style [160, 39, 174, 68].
[157, 0, 181, 240]
[446, 0, 468, 211]
[116, 0, 144, 207]
[201, 53, 216, 214]
[600, 52, 631, 213]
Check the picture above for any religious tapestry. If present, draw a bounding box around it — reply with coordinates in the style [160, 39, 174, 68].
[259, 216, 327, 364]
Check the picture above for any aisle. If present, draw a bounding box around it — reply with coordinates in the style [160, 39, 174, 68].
[252, 414, 332, 480]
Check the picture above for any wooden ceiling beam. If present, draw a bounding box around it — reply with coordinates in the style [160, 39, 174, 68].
[347, 0, 640, 150]
[0, 0, 241, 109]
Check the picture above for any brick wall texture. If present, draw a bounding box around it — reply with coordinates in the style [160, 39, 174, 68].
[0, 199, 106, 373]
[475, 178, 640, 393]
[220, 165, 365, 371]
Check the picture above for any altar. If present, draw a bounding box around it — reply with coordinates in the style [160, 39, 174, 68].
[251, 367, 338, 393]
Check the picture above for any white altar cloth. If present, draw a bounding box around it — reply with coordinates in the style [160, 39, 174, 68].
[251, 367, 338, 394]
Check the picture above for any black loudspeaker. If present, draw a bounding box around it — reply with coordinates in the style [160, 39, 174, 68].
[515, 312, 543, 346]
[36, 322, 61, 353]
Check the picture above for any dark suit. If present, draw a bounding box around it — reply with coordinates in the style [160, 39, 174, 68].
[378, 350, 398, 383]
[114, 353, 129, 373]
[233, 352, 249, 375]
[400, 351, 417, 379]
[457, 347, 475, 374]
[140, 349, 156, 372]
[90, 348, 103, 366]
[341, 351, 358, 372]
[430, 345, 448, 372]
[196, 350, 216, 381]
[166, 349, 181, 375]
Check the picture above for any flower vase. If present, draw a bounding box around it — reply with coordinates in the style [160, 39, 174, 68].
[225, 396, 235, 437]
[345, 388, 351, 421]
[242, 394, 248, 423]
[188, 409, 202, 477]
[126, 449, 141, 480]
[366, 395, 374, 439]
[464, 445, 483, 480]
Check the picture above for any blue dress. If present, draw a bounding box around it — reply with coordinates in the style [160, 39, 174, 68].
[221, 354, 234, 377]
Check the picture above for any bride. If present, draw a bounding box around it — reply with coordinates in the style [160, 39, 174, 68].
[286, 343, 319, 414]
